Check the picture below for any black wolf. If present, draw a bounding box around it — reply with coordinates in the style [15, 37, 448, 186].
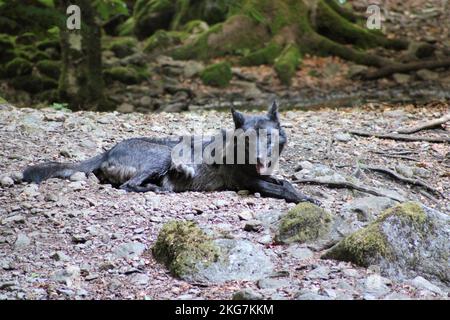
[23, 102, 318, 204]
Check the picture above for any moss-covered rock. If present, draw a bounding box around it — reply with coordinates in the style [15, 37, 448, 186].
[107, 37, 137, 58]
[5, 57, 33, 77]
[200, 61, 232, 87]
[274, 44, 301, 85]
[0, 34, 16, 64]
[10, 74, 58, 94]
[322, 202, 449, 284]
[152, 220, 220, 278]
[143, 29, 186, 54]
[36, 60, 61, 80]
[16, 32, 37, 45]
[133, 0, 175, 39]
[103, 66, 141, 84]
[275, 203, 333, 244]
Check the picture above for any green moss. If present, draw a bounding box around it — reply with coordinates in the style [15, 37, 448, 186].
[133, 0, 175, 39]
[10, 74, 58, 93]
[0, 96, 7, 104]
[37, 38, 60, 52]
[240, 42, 282, 66]
[143, 29, 187, 54]
[322, 202, 428, 267]
[104, 66, 141, 84]
[0, 34, 15, 63]
[36, 60, 61, 80]
[15, 32, 36, 45]
[182, 20, 209, 34]
[200, 61, 232, 87]
[118, 17, 136, 37]
[378, 201, 428, 231]
[275, 202, 333, 244]
[274, 44, 301, 85]
[107, 37, 137, 58]
[5, 57, 33, 77]
[152, 220, 220, 278]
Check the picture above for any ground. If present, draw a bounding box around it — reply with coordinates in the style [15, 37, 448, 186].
[0, 102, 448, 300]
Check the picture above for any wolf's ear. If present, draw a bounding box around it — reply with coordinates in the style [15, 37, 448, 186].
[231, 107, 245, 128]
[268, 101, 279, 121]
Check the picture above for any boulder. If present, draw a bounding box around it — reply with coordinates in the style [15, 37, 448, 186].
[274, 202, 333, 244]
[322, 202, 450, 285]
[153, 221, 273, 283]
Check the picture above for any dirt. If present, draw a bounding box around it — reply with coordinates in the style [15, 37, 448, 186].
[0, 102, 448, 300]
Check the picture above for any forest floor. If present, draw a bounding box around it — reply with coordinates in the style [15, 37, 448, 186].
[0, 102, 448, 300]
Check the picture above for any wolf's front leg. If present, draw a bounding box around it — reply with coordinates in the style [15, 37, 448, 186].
[248, 177, 320, 205]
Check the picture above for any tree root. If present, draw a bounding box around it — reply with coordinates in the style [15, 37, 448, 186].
[349, 130, 450, 143]
[359, 165, 443, 197]
[396, 114, 450, 134]
[293, 178, 403, 202]
[362, 58, 450, 80]
[315, 0, 408, 50]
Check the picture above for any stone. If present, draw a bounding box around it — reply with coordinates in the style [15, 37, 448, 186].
[408, 276, 444, 295]
[392, 73, 411, 85]
[306, 266, 330, 280]
[244, 220, 263, 232]
[51, 265, 81, 287]
[342, 196, 396, 223]
[129, 273, 150, 286]
[114, 242, 146, 259]
[347, 65, 368, 78]
[333, 132, 352, 142]
[395, 164, 414, 178]
[323, 202, 450, 285]
[117, 103, 135, 113]
[0, 175, 14, 187]
[364, 274, 391, 298]
[69, 171, 86, 182]
[152, 221, 273, 283]
[295, 290, 331, 300]
[238, 210, 254, 221]
[14, 233, 30, 248]
[50, 251, 70, 262]
[286, 245, 314, 261]
[183, 61, 205, 78]
[257, 278, 290, 289]
[416, 69, 439, 81]
[232, 289, 263, 300]
[275, 203, 333, 244]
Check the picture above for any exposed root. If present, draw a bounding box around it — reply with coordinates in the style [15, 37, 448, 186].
[359, 165, 443, 197]
[293, 178, 403, 202]
[349, 130, 450, 143]
[362, 58, 450, 80]
[396, 114, 450, 134]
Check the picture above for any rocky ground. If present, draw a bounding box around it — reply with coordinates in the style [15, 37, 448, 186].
[0, 102, 448, 300]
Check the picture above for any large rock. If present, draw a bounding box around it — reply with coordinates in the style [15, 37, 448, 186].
[153, 221, 273, 283]
[322, 202, 450, 286]
[274, 203, 333, 244]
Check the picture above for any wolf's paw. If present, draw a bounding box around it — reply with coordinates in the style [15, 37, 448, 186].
[172, 163, 195, 178]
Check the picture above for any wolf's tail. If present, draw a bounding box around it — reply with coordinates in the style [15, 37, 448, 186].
[23, 154, 105, 184]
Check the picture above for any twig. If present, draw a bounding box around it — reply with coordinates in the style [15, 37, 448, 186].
[349, 130, 450, 143]
[396, 114, 450, 134]
[359, 165, 443, 197]
[292, 178, 403, 202]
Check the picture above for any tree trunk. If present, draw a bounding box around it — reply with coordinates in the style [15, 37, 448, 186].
[165, 0, 414, 85]
[58, 0, 106, 110]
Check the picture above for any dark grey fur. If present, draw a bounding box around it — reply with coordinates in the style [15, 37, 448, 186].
[23, 102, 318, 204]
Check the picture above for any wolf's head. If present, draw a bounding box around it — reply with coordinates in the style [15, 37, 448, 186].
[230, 101, 287, 175]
